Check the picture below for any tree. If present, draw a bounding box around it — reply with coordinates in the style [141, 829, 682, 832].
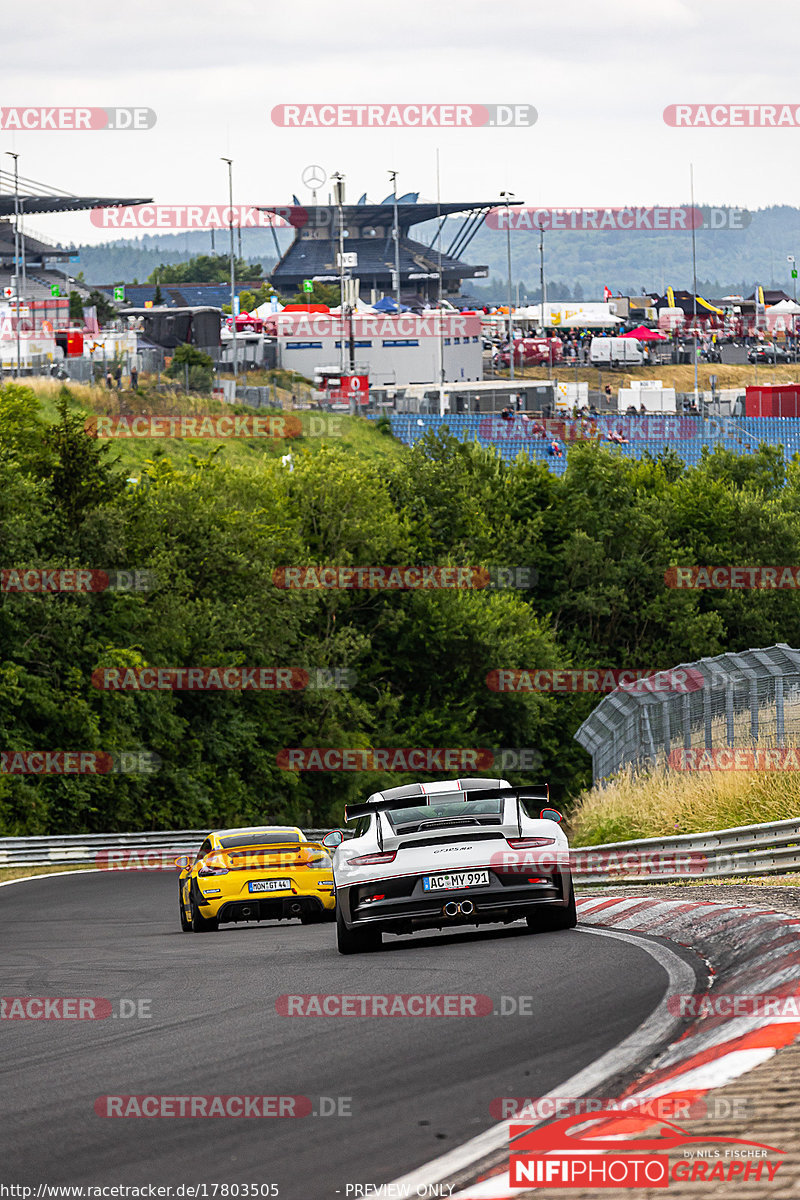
[288, 281, 340, 307]
[42, 390, 127, 530]
[68, 292, 85, 323]
[146, 255, 262, 286]
[87, 289, 117, 326]
[165, 343, 214, 393]
[153, 283, 164, 306]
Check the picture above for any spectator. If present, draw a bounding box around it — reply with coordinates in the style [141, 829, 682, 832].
[604, 384, 612, 402]
[114, 365, 122, 388]
[130, 364, 138, 391]
[639, 403, 647, 414]
[105, 369, 113, 389]
[548, 438, 563, 458]
[500, 405, 514, 422]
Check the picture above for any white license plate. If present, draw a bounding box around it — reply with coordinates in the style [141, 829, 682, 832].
[423, 870, 490, 891]
[248, 879, 292, 893]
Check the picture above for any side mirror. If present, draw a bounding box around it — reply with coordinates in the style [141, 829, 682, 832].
[173, 854, 192, 870]
[540, 808, 563, 824]
[322, 830, 344, 848]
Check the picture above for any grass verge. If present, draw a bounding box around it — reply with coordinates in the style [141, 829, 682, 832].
[570, 763, 800, 844]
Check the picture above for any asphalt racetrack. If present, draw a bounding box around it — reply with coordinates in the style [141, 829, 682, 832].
[2, 872, 674, 1198]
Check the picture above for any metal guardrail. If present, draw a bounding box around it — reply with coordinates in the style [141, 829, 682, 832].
[572, 816, 800, 884]
[1, 819, 798, 882]
[0, 829, 336, 868]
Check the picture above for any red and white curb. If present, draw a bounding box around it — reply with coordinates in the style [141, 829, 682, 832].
[391, 895, 800, 1199]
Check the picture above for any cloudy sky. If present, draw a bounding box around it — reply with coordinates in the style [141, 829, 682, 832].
[3, 0, 800, 247]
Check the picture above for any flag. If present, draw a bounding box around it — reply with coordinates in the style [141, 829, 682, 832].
[603, 286, 612, 301]
[666, 286, 676, 308]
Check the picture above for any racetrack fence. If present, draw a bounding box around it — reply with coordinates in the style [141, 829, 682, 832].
[575, 643, 800, 784]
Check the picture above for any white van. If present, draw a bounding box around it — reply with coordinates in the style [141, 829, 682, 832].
[589, 337, 644, 367]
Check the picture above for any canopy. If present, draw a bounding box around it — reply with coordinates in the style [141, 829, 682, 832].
[766, 299, 800, 314]
[282, 303, 330, 313]
[621, 325, 668, 341]
[373, 296, 411, 313]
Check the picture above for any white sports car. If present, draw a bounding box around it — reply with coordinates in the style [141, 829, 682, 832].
[323, 777, 575, 954]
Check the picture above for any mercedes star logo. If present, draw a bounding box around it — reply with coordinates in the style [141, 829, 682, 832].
[302, 165, 327, 190]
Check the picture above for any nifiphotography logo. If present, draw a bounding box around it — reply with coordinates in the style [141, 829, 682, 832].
[508, 1104, 784, 1188]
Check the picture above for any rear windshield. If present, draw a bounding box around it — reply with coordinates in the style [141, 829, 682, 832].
[385, 798, 504, 831]
[218, 831, 305, 849]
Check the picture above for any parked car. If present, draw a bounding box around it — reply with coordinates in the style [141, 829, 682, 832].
[324, 777, 575, 954]
[748, 343, 789, 364]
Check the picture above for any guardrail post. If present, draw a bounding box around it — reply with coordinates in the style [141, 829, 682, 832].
[682, 693, 692, 750]
[776, 675, 785, 746]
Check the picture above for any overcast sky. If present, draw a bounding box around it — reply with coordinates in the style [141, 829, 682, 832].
[3, 0, 800, 247]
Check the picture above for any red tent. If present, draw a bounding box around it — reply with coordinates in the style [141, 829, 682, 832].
[621, 325, 667, 341]
[281, 303, 330, 313]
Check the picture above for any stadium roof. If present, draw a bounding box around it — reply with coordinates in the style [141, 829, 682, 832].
[0, 166, 149, 217]
[258, 199, 514, 230]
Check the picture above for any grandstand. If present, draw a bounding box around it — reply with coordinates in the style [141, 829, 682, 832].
[383, 412, 800, 473]
[0, 165, 149, 308]
[259, 193, 502, 305]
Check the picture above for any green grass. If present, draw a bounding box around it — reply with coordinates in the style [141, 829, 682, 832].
[0, 864, 97, 883]
[29, 379, 405, 474]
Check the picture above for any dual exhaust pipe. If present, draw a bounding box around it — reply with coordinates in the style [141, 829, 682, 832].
[442, 900, 475, 918]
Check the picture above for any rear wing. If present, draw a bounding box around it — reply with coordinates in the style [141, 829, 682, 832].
[344, 784, 550, 823]
[212, 841, 331, 867]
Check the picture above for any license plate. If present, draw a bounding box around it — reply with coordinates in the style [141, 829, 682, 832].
[423, 870, 490, 891]
[248, 879, 292, 893]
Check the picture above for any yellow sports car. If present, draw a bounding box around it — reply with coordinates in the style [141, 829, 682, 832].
[176, 826, 336, 932]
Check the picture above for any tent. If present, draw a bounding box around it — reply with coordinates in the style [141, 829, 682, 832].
[328, 298, 376, 314]
[766, 299, 800, 314]
[373, 296, 411, 313]
[621, 325, 668, 341]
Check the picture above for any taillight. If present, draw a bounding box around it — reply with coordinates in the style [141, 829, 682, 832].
[346, 851, 397, 867]
[506, 837, 555, 849]
[198, 855, 229, 876]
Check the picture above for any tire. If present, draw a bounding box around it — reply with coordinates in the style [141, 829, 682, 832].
[190, 898, 219, 932]
[179, 888, 191, 932]
[336, 907, 382, 954]
[526, 881, 577, 933]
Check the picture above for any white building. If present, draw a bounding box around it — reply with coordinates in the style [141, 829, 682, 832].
[264, 312, 482, 387]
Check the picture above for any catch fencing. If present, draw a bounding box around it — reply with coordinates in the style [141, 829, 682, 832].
[575, 643, 800, 783]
